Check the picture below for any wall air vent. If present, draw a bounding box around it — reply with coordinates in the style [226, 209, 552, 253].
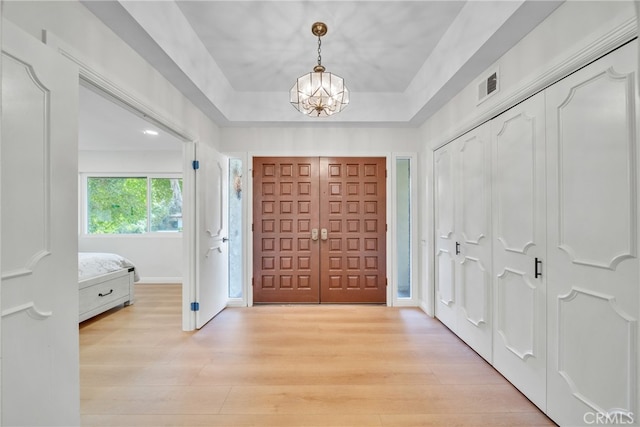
[477, 69, 499, 104]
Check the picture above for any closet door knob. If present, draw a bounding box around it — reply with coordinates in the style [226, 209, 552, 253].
[535, 258, 542, 278]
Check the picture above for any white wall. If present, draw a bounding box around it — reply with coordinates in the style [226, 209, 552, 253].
[78, 150, 183, 282]
[417, 0, 637, 314]
[79, 150, 182, 173]
[221, 127, 419, 154]
[420, 0, 636, 147]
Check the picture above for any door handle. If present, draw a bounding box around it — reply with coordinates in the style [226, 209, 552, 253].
[311, 228, 319, 241]
[455, 242, 460, 255]
[222, 237, 229, 243]
[535, 257, 542, 278]
[321, 228, 328, 241]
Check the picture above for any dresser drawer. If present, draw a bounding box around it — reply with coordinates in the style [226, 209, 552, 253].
[79, 277, 131, 315]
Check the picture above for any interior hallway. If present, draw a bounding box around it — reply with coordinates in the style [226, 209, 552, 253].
[80, 284, 556, 426]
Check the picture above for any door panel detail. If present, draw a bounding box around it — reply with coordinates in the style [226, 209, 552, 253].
[460, 135, 488, 245]
[2, 55, 51, 279]
[495, 112, 537, 255]
[496, 268, 536, 361]
[557, 288, 635, 414]
[436, 249, 454, 306]
[435, 149, 454, 239]
[460, 256, 488, 326]
[557, 69, 637, 270]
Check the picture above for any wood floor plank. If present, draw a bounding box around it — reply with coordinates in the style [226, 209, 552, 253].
[218, 384, 540, 415]
[79, 284, 556, 426]
[81, 413, 384, 426]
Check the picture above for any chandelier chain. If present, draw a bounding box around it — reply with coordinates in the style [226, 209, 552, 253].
[317, 36, 322, 67]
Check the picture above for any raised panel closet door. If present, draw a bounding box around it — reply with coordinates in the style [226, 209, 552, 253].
[253, 157, 321, 303]
[1, 20, 79, 425]
[491, 92, 547, 410]
[546, 40, 639, 426]
[319, 157, 387, 303]
[454, 123, 493, 362]
[434, 145, 457, 331]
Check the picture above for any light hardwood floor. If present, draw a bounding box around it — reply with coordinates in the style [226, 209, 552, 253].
[80, 284, 556, 426]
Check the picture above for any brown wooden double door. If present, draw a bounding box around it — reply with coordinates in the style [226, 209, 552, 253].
[253, 157, 386, 303]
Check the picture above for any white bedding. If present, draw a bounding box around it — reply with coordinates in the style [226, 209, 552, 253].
[78, 252, 140, 282]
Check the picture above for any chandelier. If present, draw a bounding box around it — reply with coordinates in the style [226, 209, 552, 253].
[290, 22, 350, 117]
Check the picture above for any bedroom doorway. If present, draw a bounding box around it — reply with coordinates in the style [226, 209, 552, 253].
[252, 157, 387, 304]
[78, 83, 185, 283]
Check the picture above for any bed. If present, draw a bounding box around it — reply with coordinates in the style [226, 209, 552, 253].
[78, 252, 139, 322]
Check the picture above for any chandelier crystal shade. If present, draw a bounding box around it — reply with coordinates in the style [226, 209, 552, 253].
[290, 22, 349, 117]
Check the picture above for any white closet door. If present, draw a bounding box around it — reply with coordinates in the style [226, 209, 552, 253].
[454, 124, 492, 362]
[1, 20, 79, 425]
[434, 144, 457, 331]
[546, 40, 639, 426]
[491, 93, 547, 410]
[434, 123, 492, 361]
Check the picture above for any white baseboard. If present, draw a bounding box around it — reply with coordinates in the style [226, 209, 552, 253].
[419, 300, 434, 318]
[137, 277, 182, 284]
[226, 299, 246, 308]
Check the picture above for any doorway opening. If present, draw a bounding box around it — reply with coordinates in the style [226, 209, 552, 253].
[78, 82, 187, 318]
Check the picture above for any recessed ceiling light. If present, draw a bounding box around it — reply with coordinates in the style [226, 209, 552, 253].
[143, 129, 159, 136]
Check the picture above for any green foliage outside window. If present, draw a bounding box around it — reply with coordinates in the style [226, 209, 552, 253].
[151, 178, 183, 232]
[87, 176, 182, 234]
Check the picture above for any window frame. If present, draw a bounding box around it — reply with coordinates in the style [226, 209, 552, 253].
[81, 173, 183, 236]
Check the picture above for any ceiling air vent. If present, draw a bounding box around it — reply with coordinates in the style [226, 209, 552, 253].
[478, 69, 499, 104]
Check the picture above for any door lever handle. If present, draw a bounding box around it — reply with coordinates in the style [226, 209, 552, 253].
[311, 228, 319, 241]
[455, 242, 461, 255]
[222, 237, 229, 243]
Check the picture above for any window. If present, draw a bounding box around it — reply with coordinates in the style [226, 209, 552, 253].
[86, 176, 183, 234]
[396, 158, 412, 299]
[228, 158, 243, 299]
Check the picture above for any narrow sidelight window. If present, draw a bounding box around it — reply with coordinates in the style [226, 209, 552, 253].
[396, 158, 411, 298]
[228, 158, 243, 299]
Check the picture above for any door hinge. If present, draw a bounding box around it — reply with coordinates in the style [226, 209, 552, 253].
[386, 224, 388, 232]
[252, 278, 255, 287]
[386, 278, 388, 287]
[252, 223, 254, 232]
[386, 169, 388, 178]
[190, 302, 200, 311]
[192, 160, 200, 170]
